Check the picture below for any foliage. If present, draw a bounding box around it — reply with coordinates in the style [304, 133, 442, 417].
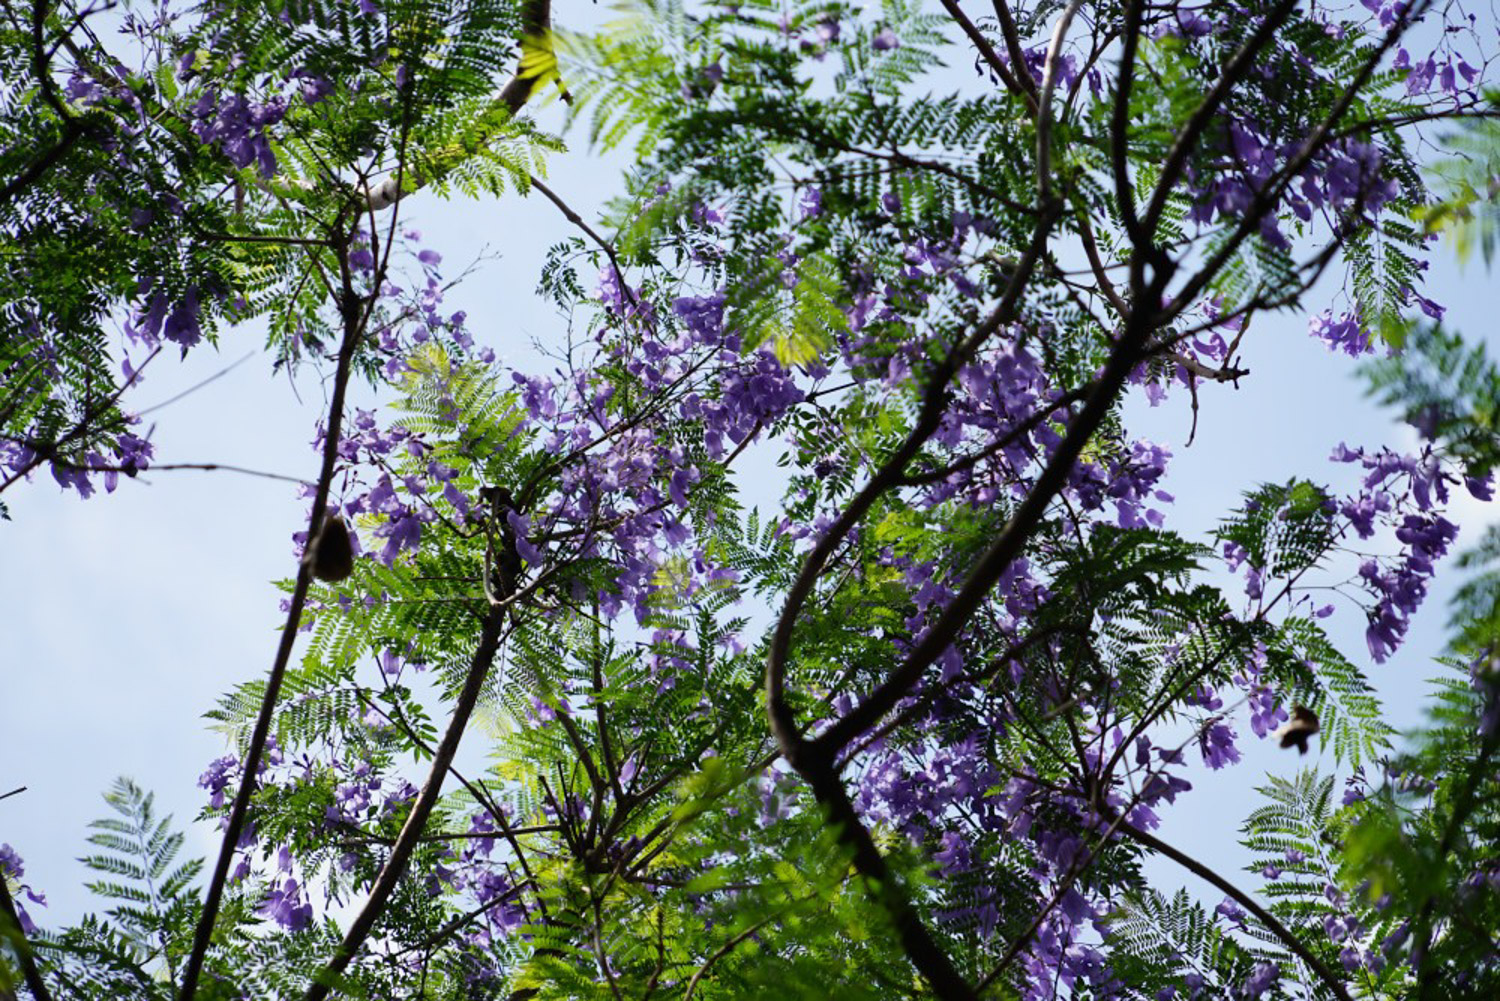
[2, 1, 1499, 1000]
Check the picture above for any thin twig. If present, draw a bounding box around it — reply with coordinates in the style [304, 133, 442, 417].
[138, 351, 257, 416]
[529, 175, 636, 309]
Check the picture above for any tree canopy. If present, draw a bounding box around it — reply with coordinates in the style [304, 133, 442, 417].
[2, 1, 1499, 999]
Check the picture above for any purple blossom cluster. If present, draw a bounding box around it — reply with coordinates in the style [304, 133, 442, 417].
[0, 843, 45, 935]
[125, 281, 203, 350]
[1331, 442, 1468, 661]
[1309, 310, 1374, 357]
[186, 89, 286, 179]
[1187, 127, 1400, 252]
[0, 428, 155, 499]
[195, 726, 440, 931]
[320, 232, 834, 629]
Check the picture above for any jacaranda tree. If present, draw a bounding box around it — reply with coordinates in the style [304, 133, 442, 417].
[2, 0, 1498, 998]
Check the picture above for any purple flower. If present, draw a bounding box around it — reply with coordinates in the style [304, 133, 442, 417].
[1309, 310, 1372, 357]
[163, 288, 201, 348]
[1198, 722, 1241, 770]
[199, 755, 239, 808]
[798, 186, 823, 219]
[872, 27, 899, 51]
[259, 878, 313, 931]
[1243, 962, 1279, 997]
[0, 843, 24, 881]
[932, 831, 972, 875]
[1215, 897, 1246, 928]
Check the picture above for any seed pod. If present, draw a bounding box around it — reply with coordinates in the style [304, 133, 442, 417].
[1275, 705, 1320, 755]
[306, 513, 355, 582]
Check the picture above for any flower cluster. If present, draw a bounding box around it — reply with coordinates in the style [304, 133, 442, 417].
[0, 843, 45, 935]
[1331, 442, 1465, 661]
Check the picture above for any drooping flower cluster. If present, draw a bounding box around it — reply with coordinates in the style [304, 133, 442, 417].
[1331, 442, 1469, 661]
[0, 843, 45, 935]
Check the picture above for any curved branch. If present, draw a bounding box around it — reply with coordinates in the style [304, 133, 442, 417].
[176, 287, 366, 1001]
[1110, 0, 1148, 253]
[765, 207, 1061, 769]
[936, 0, 1037, 115]
[801, 760, 979, 1000]
[1139, 0, 1300, 237]
[988, 0, 1038, 99]
[813, 293, 1162, 757]
[1115, 818, 1354, 1001]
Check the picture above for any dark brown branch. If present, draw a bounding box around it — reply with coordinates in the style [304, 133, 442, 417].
[988, 0, 1038, 99]
[39, 460, 311, 487]
[0, 126, 83, 206]
[1140, 0, 1300, 236]
[766, 206, 1061, 767]
[681, 913, 782, 1001]
[1167, 352, 1248, 383]
[0, 875, 52, 1001]
[1166, 0, 1428, 314]
[302, 605, 509, 1001]
[386, 879, 533, 962]
[801, 760, 979, 1000]
[1110, 0, 1148, 253]
[813, 291, 1164, 757]
[894, 383, 1089, 488]
[1116, 818, 1354, 1001]
[763, 206, 1066, 1001]
[936, 0, 1037, 114]
[0, 0, 88, 206]
[353, 687, 555, 925]
[0, 346, 161, 497]
[176, 283, 366, 1001]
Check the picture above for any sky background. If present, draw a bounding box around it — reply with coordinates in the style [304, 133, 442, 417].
[3, 3, 1498, 939]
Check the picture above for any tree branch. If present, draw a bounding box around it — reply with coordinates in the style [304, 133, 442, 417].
[1115, 817, 1354, 1001]
[177, 278, 367, 1001]
[0, 876, 52, 1001]
[936, 0, 1037, 114]
[302, 605, 510, 1001]
[1035, 0, 1085, 201]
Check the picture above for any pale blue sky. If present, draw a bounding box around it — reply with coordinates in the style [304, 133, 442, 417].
[3, 8, 1497, 935]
